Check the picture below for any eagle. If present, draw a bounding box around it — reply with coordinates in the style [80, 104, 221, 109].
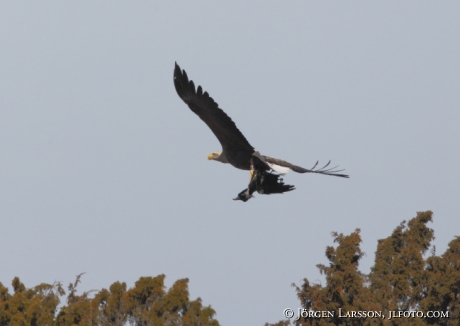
[173, 62, 348, 201]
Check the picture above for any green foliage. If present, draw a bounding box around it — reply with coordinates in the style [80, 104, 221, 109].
[422, 236, 460, 324]
[0, 274, 219, 326]
[0, 277, 63, 326]
[267, 211, 459, 326]
[2, 210, 458, 326]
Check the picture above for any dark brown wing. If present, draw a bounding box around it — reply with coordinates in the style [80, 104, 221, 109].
[173, 62, 254, 153]
[263, 155, 349, 178]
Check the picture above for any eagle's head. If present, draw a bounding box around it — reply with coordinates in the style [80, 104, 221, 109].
[207, 151, 229, 164]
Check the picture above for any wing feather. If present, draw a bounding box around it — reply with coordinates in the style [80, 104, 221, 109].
[174, 63, 254, 153]
[263, 155, 349, 178]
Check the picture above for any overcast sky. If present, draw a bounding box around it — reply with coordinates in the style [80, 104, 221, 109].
[1, 2, 459, 325]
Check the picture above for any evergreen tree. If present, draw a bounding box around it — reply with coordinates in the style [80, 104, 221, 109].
[267, 211, 458, 326]
[0, 274, 219, 326]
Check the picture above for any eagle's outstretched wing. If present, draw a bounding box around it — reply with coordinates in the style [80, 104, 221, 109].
[263, 155, 349, 178]
[174, 62, 254, 153]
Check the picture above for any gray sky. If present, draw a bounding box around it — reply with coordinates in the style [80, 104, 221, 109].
[1, 2, 459, 325]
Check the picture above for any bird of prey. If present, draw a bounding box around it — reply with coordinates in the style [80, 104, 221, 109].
[173, 62, 348, 202]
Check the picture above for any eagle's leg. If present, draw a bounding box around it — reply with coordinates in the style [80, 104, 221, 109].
[249, 158, 255, 181]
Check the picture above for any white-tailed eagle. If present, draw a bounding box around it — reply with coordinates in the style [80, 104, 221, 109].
[173, 62, 348, 201]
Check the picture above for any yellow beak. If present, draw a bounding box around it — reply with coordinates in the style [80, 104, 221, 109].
[207, 153, 214, 160]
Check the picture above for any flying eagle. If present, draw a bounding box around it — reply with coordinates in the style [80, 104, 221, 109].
[173, 63, 348, 201]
